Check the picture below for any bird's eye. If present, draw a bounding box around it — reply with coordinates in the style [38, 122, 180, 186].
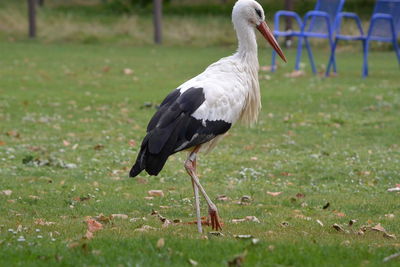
[255, 8, 262, 18]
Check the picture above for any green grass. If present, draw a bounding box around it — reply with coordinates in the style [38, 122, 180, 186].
[0, 41, 400, 266]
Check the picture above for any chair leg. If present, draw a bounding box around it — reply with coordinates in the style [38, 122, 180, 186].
[295, 36, 303, 71]
[305, 37, 317, 74]
[362, 39, 369, 78]
[326, 38, 338, 77]
[392, 39, 400, 67]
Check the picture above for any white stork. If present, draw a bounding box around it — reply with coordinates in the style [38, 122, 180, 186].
[130, 0, 286, 233]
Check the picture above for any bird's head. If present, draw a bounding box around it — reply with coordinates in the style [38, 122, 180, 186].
[232, 0, 286, 62]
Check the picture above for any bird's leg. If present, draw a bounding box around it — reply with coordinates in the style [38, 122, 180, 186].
[184, 147, 222, 231]
[185, 147, 202, 233]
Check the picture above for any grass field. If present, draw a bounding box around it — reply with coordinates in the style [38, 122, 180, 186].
[0, 41, 400, 266]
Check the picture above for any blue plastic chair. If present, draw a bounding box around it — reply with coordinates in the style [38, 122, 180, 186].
[272, 0, 346, 74]
[327, 0, 400, 77]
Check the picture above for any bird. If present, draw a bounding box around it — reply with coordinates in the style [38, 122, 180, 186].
[129, 0, 286, 233]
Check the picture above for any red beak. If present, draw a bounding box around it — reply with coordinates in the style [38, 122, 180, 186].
[257, 21, 287, 63]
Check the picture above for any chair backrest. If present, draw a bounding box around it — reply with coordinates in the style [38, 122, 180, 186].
[370, 0, 400, 39]
[308, 0, 346, 34]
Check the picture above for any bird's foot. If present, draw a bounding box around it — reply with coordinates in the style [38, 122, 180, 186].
[208, 206, 222, 231]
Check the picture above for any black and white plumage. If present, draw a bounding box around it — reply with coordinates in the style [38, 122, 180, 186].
[130, 87, 231, 177]
[129, 0, 286, 233]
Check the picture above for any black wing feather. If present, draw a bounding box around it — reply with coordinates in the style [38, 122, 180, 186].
[129, 87, 231, 177]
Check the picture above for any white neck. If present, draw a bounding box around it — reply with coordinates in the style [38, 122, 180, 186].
[233, 21, 259, 65]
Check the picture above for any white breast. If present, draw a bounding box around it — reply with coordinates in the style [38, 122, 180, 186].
[178, 55, 261, 126]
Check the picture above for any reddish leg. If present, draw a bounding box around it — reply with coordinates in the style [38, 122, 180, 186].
[185, 146, 222, 232]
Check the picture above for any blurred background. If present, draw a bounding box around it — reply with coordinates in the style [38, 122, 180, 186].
[0, 0, 380, 47]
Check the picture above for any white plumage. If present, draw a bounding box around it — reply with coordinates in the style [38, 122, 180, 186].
[130, 0, 286, 233]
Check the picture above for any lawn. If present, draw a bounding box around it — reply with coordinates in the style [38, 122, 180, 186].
[0, 41, 400, 266]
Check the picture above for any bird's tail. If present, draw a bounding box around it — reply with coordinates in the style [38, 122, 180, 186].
[129, 140, 170, 178]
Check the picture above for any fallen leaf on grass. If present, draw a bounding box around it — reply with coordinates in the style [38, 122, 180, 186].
[349, 219, 357, 226]
[123, 68, 134, 75]
[188, 259, 198, 266]
[285, 70, 305, 78]
[111, 214, 128, 220]
[260, 65, 273, 72]
[134, 225, 156, 232]
[216, 195, 230, 201]
[84, 230, 94, 240]
[335, 212, 346, 217]
[267, 191, 282, 197]
[281, 221, 289, 227]
[371, 223, 386, 233]
[332, 223, 345, 232]
[128, 139, 136, 147]
[383, 252, 400, 262]
[34, 219, 55, 226]
[156, 238, 165, 248]
[86, 219, 103, 233]
[148, 190, 164, 197]
[323, 202, 330, 209]
[231, 216, 260, 224]
[93, 144, 104, 150]
[6, 131, 20, 138]
[94, 214, 112, 223]
[383, 232, 396, 239]
[63, 140, 70, 146]
[387, 184, 400, 192]
[296, 193, 305, 198]
[1, 190, 12, 196]
[0, 141, 6, 146]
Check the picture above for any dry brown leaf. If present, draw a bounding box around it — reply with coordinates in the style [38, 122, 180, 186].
[6, 131, 20, 138]
[86, 219, 103, 233]
[231, 216, 260, 224]
[63, 140, 70, 146]
[383, 252, 400, 262]
[285, 70, 305, 78]
[188, 259, 198, 266]
[134, 225, 156, 232]
[84, 230, 94, 240]
[34, 219, 55, 226]
[267, 191, 282, 197]
[93, 144, 104, 150]
[372, 223, 386, 233]
[128, 139, 136, 147]
[1, 190, 12, 196]
[111, 214, 128, 220]
[260, 65, 273, 72]
[216, 195, 230, 201]
[332, 223, 345, 232]
[335, 212, 346, 217]
[349, 219, 357, 226]
[148, 190, 164, 197]
[0, 141, 5, 146]
[296, 193, 305, 198]
[123, 68, 134, 75]
[383, 232, 396, 239]
[156, 238, 165, 248]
